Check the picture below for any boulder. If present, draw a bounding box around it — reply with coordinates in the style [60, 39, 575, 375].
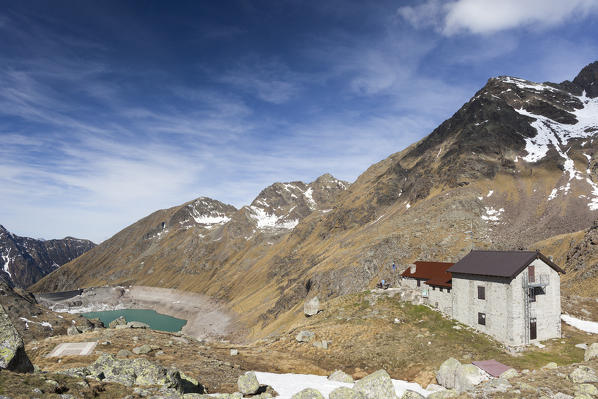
[0, 304, 33, 372]
[329, 387, 364, 399]
[435, 358, 461, 389]
[569, 366, 598, 384]
[542, 362, 558, 369]
[499, 368, 518, 379]
[132, 344, 152, 355]
[576, 343, 589, 350]
[353, 369, 398, 399]
[424, 384, 446, 392]
[127, 321, 150, 329]
[313, 340, 329, 349]
[585, 343, 598, 361]
[296, 331, 316, 343]
[237, 371, 260, 395]
[67, 326, 81, 336]
[304, 296, 320, 317]
[427, 391, 459, 399]
[481, 378, 511, 393]
[230, 349, 238, 356]
[454, 364, 488, 392]
[73, 353, 204, 393]
[575, 383, 598, 396]
[400, 391, 424, 399]
[291, 388, 325, 399]
[117, 349, 133, 358]
[328, 370, 354, 383]
[109, 316, 127, 328]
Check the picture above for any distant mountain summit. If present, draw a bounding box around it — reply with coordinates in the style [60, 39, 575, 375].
[33, 61, 598, 339]
[0, 225, 95, 288]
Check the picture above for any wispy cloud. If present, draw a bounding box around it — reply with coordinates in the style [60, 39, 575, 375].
[398, 0, 598, 36]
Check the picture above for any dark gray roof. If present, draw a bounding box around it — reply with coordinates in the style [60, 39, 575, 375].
[447, 250, 565, 278]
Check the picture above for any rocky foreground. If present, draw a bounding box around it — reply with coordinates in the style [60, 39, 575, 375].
[3, 287, 598, 398]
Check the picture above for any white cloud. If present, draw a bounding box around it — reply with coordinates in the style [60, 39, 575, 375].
[398, 0, 598, 35]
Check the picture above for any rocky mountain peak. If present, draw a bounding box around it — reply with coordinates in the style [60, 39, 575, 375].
[169, 197, 237, 231]
[0, 225, 95, 288]
[573, 60, 598, 98]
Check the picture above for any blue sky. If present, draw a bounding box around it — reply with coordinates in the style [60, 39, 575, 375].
[1, 0, 598, 243]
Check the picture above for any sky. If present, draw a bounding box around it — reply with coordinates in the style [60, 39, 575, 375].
[1, 0, 598, 243]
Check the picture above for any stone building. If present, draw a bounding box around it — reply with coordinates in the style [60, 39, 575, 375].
[400, 250, 564, 346]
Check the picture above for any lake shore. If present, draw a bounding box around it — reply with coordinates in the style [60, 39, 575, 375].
[35, 285, 240, 341]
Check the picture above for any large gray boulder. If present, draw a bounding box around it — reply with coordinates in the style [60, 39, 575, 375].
[436, 358, 461, 389]
[67, 326, 81, 336]
[353, 369, 398, 399]
[291, 388, 325, 399]
[329, 387, 364, 399]
[304, 296, 320, 317]
[454, 364, 488, 392]
[132, 344, 152, 355]
[585, 343, 598, 361]
[127, 321, 150, 329]
[399, 391, 424, 399]
[109, 316, 127, 328]
[237, 371, 260, 395]
[569, 366, 598, 384]
[68, 353, 204, 393]
[427, 390, 459, 399]
[296, 331, 316, 343]
[0, 304, 33, 372]
[328, 370, 354, 383]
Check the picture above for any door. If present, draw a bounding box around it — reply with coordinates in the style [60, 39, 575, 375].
[530, 318, 537, 340]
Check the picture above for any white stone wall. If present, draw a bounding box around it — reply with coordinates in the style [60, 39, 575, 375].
[425, 285, 453, 315]
[451, 259, 561, 346]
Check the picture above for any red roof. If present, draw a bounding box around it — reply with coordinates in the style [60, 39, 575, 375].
[472, 359, 512, 378]
[401, 261, 454, 288]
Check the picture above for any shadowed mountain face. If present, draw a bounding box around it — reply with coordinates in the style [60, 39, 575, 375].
[33, 62, 598, 337]
[0, 225, 95, 288]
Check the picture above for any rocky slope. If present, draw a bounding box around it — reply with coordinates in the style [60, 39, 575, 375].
[0, 225, 95, 288]
[33, 61, 598, 338]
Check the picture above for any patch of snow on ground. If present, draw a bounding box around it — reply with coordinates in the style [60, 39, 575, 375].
[2, 248, 12, 279]
[304, 187, 317, 210]
[481, 207, 504, 222]
[249, 206, 298, 229]
[501, 76, 558, 92]
[562, 315, 598, 334]
[487, 190, 493, 197]
[547, 188, 558, 201]
[19, 317, 53, 330]
[254, 371, 430, 399]
[406, 203, 411, 209]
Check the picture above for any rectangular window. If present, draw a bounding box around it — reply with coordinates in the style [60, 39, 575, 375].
[529, 265, 535, 283]
[478, 286, 485, 300]
[530, 318, 537, 340]
[432, 286, 436, 291]
[440, 287, 443, 292]
[478, 312, 486, 325]
[417, 279, 421, 287]
[529, 287, 536, 302]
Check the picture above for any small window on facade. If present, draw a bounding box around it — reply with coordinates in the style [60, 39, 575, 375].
[478, 286, 485, 300]
[447, 288, 451, 293]
[529, 265, 535, 283]
[433, 286, 436, 290]
[440, 287, 443, 292]
[529, 287, 536, 302]
[417, 279, 421, 287]
[478, 312, 486, 325]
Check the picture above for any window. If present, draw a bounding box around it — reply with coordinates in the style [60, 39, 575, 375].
[529, 287, 544, 302]
[478, 286, 485, 300]
[528, 265, 535, 283]
[530, 318, 537, 340]
[478, 312, 486, 325]
[417, 279, 421, 287]
[432, 286, 436, 291]
[440, 287, 443, 292]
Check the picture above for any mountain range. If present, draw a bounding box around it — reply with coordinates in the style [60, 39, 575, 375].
[0, 225, 95, 289]
[32, 61, 598, 337]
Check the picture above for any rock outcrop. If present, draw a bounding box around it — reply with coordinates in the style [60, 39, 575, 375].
[304, 296, 320, 317]
[353, 369, 397, 399]
[0, 304, 33, 372]
[328, 370, 354, 383]
[291, 388, 325, 399]
[63, 353, 204, 393]
[435, 358, 488, 392]
[237, 371, 260, 395]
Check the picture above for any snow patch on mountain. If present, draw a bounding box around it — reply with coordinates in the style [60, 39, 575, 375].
[249, 206, 299, 229]
[481, 207, 504, 222]
[500, 76, 558, 93]
[187, 198, 232, 227]
[304, 187, 316, 210]
[2, 248, 12, 279]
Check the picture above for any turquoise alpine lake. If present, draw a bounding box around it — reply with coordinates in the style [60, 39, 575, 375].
[81, 309, 187, 332]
